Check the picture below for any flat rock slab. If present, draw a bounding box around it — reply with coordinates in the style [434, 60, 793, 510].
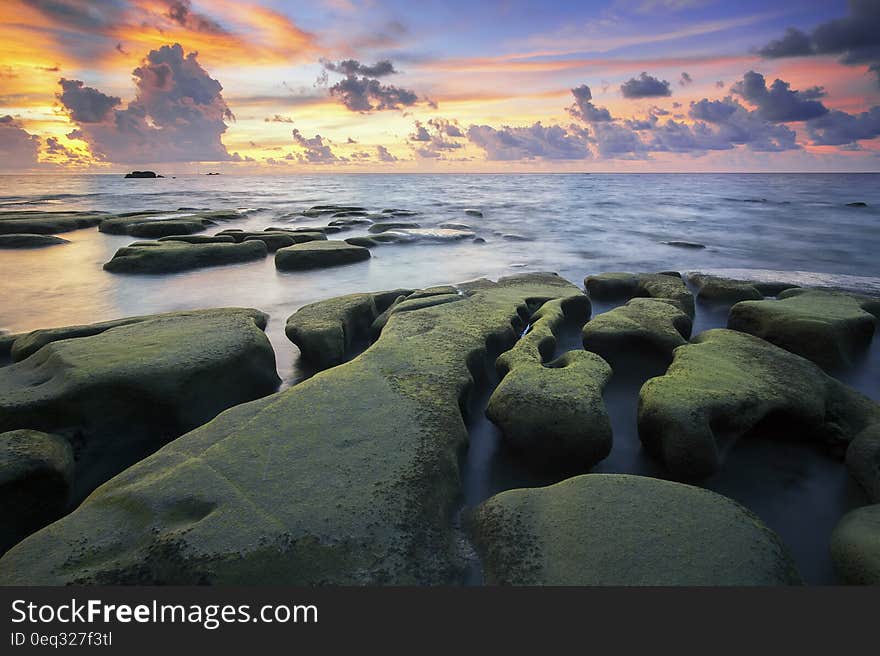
[728, 288, 879, 370]
[0, 234, 70, 248]
[471, 474, 802, 585]
[0, 273, 584, 585]
[688, 273, 797, 305]
[275, 240, 370, 271]
[585, 272, 694, 317]
[368, 222, 421, 233]
[0, 211, 105, 235]
[582, 297, 692, 362]
[638, 329, 880, 480]
[0, 308, 279, 508]
[0, 430, 73, 555]
[104, 240, 267, 273]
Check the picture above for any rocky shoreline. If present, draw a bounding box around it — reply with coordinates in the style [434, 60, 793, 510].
[0, 206, 878, 585]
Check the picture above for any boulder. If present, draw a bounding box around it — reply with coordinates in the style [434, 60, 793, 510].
[831, 505, 880, 584]
[0, 309, 279, 508]
[0, 273, 584, 585]
[464, 209, 483, 217]
[688, 273, 798, 305]
[0, 211, 105, 235]
[487, 295, 610, 470]
[0, 430, 74, 555]
[104, 240, 267, 274]
[846, 423, 880, 503]
[127, 219, 216, 238]
[157, 235, 236, 244]
[275, 240, 370, 271]
[638, 329, 880, 480]
[344, 236, 378, 248]
[471, 474, 802, 585]
[582, 297, 692, 362]
[99, 210, 241, 236]
[285, 289, 412, 369]
[0, 234, 70, 248]
[728, 289, 879, 370]
[846, 202, 868, 208]
[585, 272, 694, 317]
[368, 221, 421, 233]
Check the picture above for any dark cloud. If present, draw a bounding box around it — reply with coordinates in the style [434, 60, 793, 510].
[291, 128, 341, 163]
[44, 135, 89, 164]
[715, 80, 725, 88]
[567, 85, 613, 122]
[466, 122, 591, 160]
[58, 79, 120, 122]
[58, 43, 233, 163]
[620, 72, 672, 98]
[163, 0, 227, 35]
[0, 115, 40, 168]
[806, 106, 880, 145]
[21, 0, 127, 31]
[731, 70, 828, 122]
[376, 145, 398, 162]
[757, 1, 880, 85]
[265, 114, 295, 123]
[321, 58, 397, 78]
[590, 122, 648, 158]
[679, 72, 693, 86]
[409, 119, 465, 158]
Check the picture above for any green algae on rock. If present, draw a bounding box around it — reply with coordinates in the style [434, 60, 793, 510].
[0, 430, 74, 555]
[157, 234, 236, 244]
[582, 297, 692, 363]
[285, 288, 412, 369]
[831, 504, 880, 584]
[471, 473, 802, 585]
[0, 234, 70, 248]
[584, 272, 694, 317]
[0, 211, 106, 235]
[275, 240, 370, 271]
[0, 273, 585, 585]
[104, 240, 267, 274]
[0, 308, 280, 507]
[637, 328, 880, 480]
[846, 423, 880, 503]
[728, 288, 879, 370]
[367, 221, 421, 233]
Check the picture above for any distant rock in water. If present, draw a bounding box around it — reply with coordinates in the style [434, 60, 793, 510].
[464, 209, 483, 217]
[662, 241, 705, 249]
[124, 171, 162, 179]
[206, 172, 220, 176]
[846, 202, 868, 207]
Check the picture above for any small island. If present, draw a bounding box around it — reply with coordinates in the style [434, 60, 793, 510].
[124, 170, 163, 179]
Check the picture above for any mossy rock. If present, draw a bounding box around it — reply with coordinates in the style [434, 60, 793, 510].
[638, 329, 880, 480]
[157, 234, 236, 244]
[285, 289, 412, 369]
[344, 236, 379, 248]
[728, 289, 879, 370]
[99, 210, 240, 236]
[104, 240, 267, 274]
[275, 240, 370, 271]
[831, 504, 880, 584]
[471, 473, 802, 585]
[328, 217, 373, 227]
[0, 308, 280, 508]
[127, 219, 214, 238]
[846, 424, 880, 503]
[0, 273, 585, 585]
[585, 272, 694, 317]
[0, 234, 70, 248]
[0, 430, 74, 555]
[0, 211, 105, 235]
[582, 297, 692, 362]
[368, 221, 421, 233]
[217, 229, 325, 245]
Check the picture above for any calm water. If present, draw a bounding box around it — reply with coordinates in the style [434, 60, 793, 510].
[2, 172, 879, 584]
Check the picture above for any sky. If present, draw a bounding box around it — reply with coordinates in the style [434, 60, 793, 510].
[1, 0, 879, 173]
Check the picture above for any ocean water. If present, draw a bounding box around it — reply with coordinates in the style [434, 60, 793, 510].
[1, 172, 879, 584]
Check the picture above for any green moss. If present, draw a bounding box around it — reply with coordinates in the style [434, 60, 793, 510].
[831, 504, 880, 584]
[471, 473, 802, 585]
[638, 328, 880, 480]
[104, 240, 267, 273]
[0, 211, 106, 235]
[584, 272, 694, 317]
[127, 219, 214, 238]
[582, 297, 692, 362]
[0, 273, 586, 585]
[0, 234, 70, 248]
[728, 288, 879, 370]
[274, 240, 370, 271]
[0, 430, 74, 555]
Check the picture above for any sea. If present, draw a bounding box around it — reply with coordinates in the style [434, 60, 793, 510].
[1, 172, 879, 584]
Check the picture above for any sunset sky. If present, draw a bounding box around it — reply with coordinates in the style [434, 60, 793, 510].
[1, 0, 879, 172]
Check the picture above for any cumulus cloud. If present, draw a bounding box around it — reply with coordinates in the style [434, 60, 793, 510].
[757, 1, 880, 85]
[620, 72, 672, 98]
[567, 85, 613, 122]
[265, 114, 295, 123]
[731, 70, 828, 122]
[0, 115, 40, 168]
[376, 145, 399, 162]
[408, 118, 466, 158]
[679, 72, 693, 86]
[321, 58, 420, 112]
[290, 128, 341, 163]
[58, 43, 233, 163]
[466, 122, 591, 160]
[806, 107, 880, 145]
